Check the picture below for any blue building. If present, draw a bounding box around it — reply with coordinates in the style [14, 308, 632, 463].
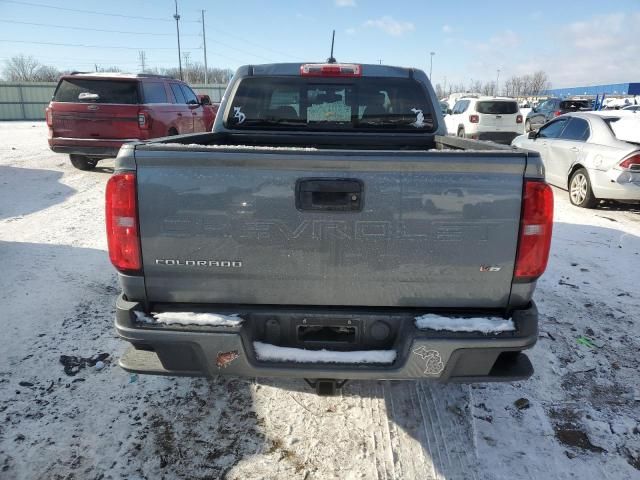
[545, 83, 640, 97]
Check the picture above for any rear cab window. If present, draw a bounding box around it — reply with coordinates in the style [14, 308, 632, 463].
[225, 76, 435, 132]
[54, 78, 140, 104]
[476, 101, 518, 115]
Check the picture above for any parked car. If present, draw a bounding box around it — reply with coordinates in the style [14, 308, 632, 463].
[46, 73, 218, 170]
[622, 105, 640, 112]
[513, 112, 640, 207]
[108, 62, 553, 395]
[439, 101, 449, 115]
[444, 96, 523, 144]
[525, 98, 591, 132]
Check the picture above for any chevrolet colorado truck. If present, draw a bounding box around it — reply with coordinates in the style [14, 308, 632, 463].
[108, 62, 553, 395]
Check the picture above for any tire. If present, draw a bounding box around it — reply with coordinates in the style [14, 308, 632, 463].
[457, 127, 465, 138]
[569, 168, 598, 208]
[168, 128, 178, 136]
[525, 120, 532, 132]
[69, 155, 98, 171]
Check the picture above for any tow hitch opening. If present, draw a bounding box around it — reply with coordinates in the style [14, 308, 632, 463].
[305, 378, 348, 396]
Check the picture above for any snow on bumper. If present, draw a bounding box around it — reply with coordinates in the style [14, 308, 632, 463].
[114, 295, 538, 382]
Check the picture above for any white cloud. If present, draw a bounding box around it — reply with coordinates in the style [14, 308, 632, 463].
[515, 12, 640, 87]
[335, 0, 356, 6]
[442, 24, 453, 34]
[364, 16, 415, 37]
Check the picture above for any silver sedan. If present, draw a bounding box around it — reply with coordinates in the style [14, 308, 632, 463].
[512, 112, 640, 207]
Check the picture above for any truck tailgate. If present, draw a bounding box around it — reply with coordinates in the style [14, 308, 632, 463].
[135, 147, 526, 308]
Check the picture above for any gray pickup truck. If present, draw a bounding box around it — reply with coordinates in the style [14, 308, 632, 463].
[108, 62, 553, 394]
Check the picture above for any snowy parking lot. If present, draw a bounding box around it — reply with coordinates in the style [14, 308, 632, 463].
[1, 122, 639, 479]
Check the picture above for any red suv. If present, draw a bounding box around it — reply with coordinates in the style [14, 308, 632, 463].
[46, 73, 218, 170]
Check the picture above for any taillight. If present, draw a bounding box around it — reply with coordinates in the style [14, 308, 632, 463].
[138, 111, 151, 129]
[619, 153, 640, 170]
[553, 110, 562, 117]
[106, 173, 142, 274]
[300, 63, 362, 77]
[469, 114, 479, 123]
[45, 107, 53, 127]
[516, 114, 523, 124]
[514, 180, 554, 280]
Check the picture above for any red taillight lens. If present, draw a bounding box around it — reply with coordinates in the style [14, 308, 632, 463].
[469, 114, 479, 123]
[300, 63, 362, 77]
[106, 173, 142, 274]
[619, 153, 640, 170]
[516, 114, 523, 124]
[138, 111, 151, 129]
[45, 107, 53, 127]
[514, 180, 554, 280]
[553, 110, 562, 117]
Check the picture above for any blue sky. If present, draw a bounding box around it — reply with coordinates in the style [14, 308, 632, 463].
[1, 0, 639, 87]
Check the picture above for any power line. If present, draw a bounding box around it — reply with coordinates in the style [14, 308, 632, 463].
[0, 19, 201, 36]
[0, 39, 202, 51]
[0, 0, 199, 22]
[0, 0, 295, 60]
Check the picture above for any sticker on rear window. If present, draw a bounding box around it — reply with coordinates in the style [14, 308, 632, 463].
[410, 108, 426, 128]
[233, 106, 246, 124]
[307, 101, 351, 122]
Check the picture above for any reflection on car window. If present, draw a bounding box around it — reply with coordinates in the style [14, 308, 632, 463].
[538, 118, 568, 138]
[170, 83, 186, 104]
[559, 118, 590, 141]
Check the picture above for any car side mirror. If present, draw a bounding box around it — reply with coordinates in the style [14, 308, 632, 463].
[527, 130, 538, 139]
[447, 108, 452, 115]
[198, 94, 211, 106]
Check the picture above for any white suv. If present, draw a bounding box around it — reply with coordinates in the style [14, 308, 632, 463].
[445, 97, 523, 144]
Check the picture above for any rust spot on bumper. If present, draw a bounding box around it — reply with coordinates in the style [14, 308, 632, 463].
[216, 350, 239, 369]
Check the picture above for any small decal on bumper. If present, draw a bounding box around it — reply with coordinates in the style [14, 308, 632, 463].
[216, 350, 240, 369]
[413, 346, 445, 376]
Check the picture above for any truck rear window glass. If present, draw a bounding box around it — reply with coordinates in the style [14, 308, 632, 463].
[476, 101, 518, 115]
[226, 77, 435, 132]
[560, 100, 591, 111]
[54, 79, 140, 104]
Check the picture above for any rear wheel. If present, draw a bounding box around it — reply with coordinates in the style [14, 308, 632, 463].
[69, 155, 98, 171]
[569, 168, 597, 208]
[457, 127, 465, 138]
[168, 128, 178, 136]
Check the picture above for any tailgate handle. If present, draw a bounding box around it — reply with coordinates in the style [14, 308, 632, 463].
[296, 178, 363, 212]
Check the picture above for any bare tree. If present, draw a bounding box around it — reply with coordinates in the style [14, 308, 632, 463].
[34, 65, 60, 82]
[3, 54, 42, 81]
[529, 71, 551, 97]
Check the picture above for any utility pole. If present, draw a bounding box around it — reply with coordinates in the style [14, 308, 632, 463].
[138, 50, 147, 73]
[429, 51, 435, 80]
[378, 59, 382, 65]
[183, 52, 190, 83]
[201, 10, 208, 84]
[173, 0, 183, 80]
[496, 69, 501, 96]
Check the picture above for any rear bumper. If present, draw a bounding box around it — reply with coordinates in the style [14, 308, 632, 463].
[114, 295, 539, 383]
[469, 131, 521, 144]
[48, 137, 139, 159]
[590, 168, 640, 201]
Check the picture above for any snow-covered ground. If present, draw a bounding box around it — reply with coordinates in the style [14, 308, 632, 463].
[1, 122, 639, 479]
